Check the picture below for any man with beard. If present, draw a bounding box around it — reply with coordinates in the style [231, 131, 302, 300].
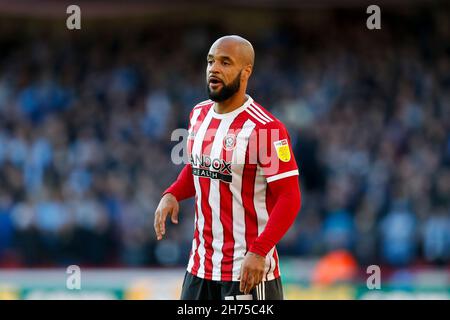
[154, 35, 301, 300]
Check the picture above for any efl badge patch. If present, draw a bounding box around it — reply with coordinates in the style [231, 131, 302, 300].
[223, 133, 236, 151]
[274, 139, 291, 162]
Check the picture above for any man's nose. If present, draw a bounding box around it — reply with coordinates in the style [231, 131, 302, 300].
[209, 61, 221, 73]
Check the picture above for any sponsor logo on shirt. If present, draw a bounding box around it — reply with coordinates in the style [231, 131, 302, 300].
[190, 154, 232, 183]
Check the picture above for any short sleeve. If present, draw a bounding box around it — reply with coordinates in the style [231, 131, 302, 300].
[257, 120, 299, 183]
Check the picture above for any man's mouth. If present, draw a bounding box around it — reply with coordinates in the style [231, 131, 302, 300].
[208, 77, 223, 89]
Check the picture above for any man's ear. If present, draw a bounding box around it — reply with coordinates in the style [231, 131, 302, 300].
[241, 65, 253, 82]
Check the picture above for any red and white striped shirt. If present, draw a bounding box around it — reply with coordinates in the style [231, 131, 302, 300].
[186, 95, 299, 281]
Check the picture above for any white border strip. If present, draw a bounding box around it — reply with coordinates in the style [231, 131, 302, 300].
[266, 169, 299, 183]
[195, 99, 213, 107]
[245, 109, 267, 125]
[261, 281, 266, 300]
[250, 103, 273, 122]
[248, 104, 272, 123]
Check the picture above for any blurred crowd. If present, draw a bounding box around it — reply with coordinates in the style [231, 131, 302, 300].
[0, 8, 449, 268]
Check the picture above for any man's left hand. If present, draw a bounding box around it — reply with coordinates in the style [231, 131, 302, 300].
[239, 252, 266, 294]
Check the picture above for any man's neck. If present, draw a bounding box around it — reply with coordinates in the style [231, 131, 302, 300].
[214, 93, 248, 114]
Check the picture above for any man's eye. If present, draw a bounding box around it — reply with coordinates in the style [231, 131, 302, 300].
[223, 61, 230, 66]
[207, 60, 213, 65]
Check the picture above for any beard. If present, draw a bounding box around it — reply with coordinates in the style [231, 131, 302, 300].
[207, 71, 242, 102]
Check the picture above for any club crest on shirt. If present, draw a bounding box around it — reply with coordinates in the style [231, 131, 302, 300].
[223, 133, 236, 151]
[274, 139, 291, 162]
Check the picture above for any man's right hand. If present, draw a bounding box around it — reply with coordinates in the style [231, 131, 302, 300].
[154, 193, 179, 240]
